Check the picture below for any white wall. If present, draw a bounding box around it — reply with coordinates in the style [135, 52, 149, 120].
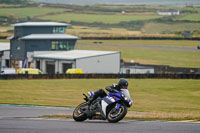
[122, 67, 154, 74]
[1, 51, 10, 67]
[76, 53, 120, 73]
[33, 52, 120, 74]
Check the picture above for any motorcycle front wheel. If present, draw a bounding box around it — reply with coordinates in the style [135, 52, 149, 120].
[73, 102, 88, 122]
[107, 104, 127, 123]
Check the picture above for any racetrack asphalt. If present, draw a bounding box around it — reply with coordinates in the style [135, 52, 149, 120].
[0, 104, 200, 133]
[0, 104, 73, 118]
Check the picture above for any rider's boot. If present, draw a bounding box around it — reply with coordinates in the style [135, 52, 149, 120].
[87, 94, 98, 106]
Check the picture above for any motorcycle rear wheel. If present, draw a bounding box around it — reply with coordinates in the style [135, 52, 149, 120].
[73, 102, 88, 122]
[107, 104, 127, 123]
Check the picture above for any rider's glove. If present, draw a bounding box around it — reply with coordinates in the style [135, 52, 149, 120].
[112, 83, 118, 88]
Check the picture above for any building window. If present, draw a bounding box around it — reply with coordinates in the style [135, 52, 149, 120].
[59, 42, 64, 49]
[16, 46, 21, 50]
[53, 27, 66, 34]
[36, 59, 40, 69]
[63, 43, 68, 49]
[6, 60, 10, 67]
[51, 41, 74, 50]
[51, 42, 56, 50]
[63, 42, 69, 50]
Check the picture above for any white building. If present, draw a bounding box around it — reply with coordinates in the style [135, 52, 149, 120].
[121, 66, 154, 74]
[0, 42, 10, 69]
[31, 50, 120, 74]
[0, 42, 121, 74]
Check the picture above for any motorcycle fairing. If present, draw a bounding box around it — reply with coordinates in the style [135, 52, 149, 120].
[101, 100, 108, 117]
[102, 96, 115, 104]
[107, 91, 123, 101]
[101, 96, 116, 116]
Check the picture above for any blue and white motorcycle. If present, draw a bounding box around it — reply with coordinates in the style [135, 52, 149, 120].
[73, 89, 132, 123]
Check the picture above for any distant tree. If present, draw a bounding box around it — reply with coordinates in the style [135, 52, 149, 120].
[0, 0, 29, 4]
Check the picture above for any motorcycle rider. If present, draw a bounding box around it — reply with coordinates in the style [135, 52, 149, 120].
[87, 78, 131, 106]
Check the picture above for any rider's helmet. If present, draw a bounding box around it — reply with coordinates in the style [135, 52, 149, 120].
[118, 78, 128, 89]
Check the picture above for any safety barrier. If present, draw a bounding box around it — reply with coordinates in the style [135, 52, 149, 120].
[0, 73, 199, 80]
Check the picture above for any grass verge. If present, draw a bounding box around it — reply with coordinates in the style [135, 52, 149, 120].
[40, 111, 200, 121]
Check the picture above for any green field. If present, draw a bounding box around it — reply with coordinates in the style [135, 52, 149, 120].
[177, 14, 200, 21]
[142, 22, 200, 34]
[0, 7, 66, 18]
[175, 7, 200, 22]
[77, 40, 200, 67]
[0, 79, 200, 120]
[40, 13, 162, 24]
[78, 40, 200, 47]
[0, 3, 200, 37]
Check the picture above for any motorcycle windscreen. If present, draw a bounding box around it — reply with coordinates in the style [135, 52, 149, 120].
[121, 89, 131, 100]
